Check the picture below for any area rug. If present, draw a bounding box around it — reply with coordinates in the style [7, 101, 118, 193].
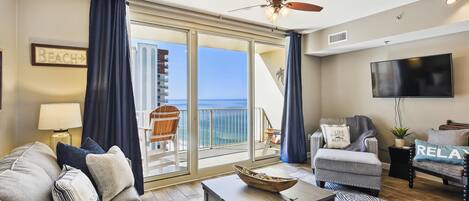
[288, 168, 385, 201]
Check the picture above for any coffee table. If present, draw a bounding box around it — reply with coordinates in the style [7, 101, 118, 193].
[201, 175, 335, 201]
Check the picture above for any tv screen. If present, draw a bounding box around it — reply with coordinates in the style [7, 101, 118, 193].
[371, 53, 453, 98]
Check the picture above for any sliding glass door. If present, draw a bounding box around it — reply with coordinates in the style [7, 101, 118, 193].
[130, 24, 190, 179]
[197, 33, 250, 168]
[129, 19, 285, 183]
[254, 43, 285, 159]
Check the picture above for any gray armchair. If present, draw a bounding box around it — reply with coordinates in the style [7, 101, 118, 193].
[310, 117, 379, 170]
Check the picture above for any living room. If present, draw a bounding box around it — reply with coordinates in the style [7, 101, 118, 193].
[1, 0, 468, 201]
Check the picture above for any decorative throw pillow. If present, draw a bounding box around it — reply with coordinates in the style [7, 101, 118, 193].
[427, 129, 469, 146]
[56, 138, 106, 186]
[86, 146, 134, 201]
[52, 165, 99, 201]
[414, 139, 469, 165]
[81, 137, 106, 153]
[320, 124, 346, 143]
[322, 125, 351, 149]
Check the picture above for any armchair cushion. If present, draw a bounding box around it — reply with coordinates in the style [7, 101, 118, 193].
[413, 160, 463, 179]
[314, 149, 382, 176]
[427, 129, 469, 146]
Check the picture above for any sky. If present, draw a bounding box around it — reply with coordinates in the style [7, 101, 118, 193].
[133, 40, 248, 100]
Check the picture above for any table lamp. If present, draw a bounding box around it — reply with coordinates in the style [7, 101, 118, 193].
[38, 103, 82, 150]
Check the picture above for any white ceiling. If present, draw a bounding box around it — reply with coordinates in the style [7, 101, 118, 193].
[150, 0, 420, 31]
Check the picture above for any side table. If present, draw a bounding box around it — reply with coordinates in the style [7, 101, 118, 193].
[388, 146, 411, 180]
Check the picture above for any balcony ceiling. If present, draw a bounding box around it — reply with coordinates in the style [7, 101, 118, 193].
[148, 0, 419, 31]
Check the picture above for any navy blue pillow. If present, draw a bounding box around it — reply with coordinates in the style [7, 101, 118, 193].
[56, 138, 105, 185]
[81, 137, 105, 153]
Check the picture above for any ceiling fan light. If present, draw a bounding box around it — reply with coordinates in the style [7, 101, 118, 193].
[265, 7, 275, 17]
[271, 12, 279, 21]
[280, 7, 289, 16]
[446, 0, 457, 4]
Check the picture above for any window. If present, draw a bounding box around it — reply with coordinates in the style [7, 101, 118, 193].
[130, 24, 189, 179]
[197, 33, 250, 168]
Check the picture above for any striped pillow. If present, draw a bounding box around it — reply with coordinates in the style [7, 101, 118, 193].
[52, 165, 99, 201]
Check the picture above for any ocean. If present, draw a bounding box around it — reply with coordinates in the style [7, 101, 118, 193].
[166, 99, 248, 149]
[167, 99, 247, 110]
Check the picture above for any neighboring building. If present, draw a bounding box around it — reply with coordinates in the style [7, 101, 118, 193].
[157, 49, 169, 106]
[130, 42, 169, 126]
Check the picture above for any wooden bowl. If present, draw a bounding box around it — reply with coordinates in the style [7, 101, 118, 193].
[233, 165, 298, 193]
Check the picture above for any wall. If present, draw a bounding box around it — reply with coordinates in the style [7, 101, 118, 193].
[0, 0, 18, 156]
[304, 0, 469, 54]
[15, 0, 89, 147]
[301, 37, 322, 134]
[320, 31, 469, 162]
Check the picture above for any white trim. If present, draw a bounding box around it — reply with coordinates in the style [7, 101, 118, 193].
[128, 0, 286, 42]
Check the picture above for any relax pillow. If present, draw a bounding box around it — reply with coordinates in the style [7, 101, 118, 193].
[56, 138, 105, 186]
[86, 146, 134, 201]
[322, 125, 351, 149]
[52, 165, 99, 201]
[414, 139, 469, 165]
[427, 129, 469, 146]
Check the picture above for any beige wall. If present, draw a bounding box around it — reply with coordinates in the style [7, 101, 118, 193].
[0, 0, 18, 156]
[320, 31, 469, 162]
[301, 37, 322, 134]
[305, 0, 469, 54]
[15, 0, 89, 147]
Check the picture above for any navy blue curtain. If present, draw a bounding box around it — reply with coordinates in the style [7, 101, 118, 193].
[82, 0, 144, 195]
[280, 32, 307, 163]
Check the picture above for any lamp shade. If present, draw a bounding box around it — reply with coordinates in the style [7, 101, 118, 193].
[38, 103, 82, 131]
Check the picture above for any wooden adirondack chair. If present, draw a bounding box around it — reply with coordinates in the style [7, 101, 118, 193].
[143, 105, 180, 173]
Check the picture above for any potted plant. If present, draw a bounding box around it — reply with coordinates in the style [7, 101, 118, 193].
[391, 127, 411, 148]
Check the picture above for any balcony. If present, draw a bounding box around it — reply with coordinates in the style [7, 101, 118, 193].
[137, 107, 280, 177]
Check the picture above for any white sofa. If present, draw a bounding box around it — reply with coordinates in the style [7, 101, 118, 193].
[0, 142, 140, 201]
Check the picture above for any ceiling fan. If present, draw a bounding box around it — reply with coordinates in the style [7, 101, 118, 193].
[228, 0, 323, 22]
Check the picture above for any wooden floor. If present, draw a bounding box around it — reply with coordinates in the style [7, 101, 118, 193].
[141, 162, 462, 201]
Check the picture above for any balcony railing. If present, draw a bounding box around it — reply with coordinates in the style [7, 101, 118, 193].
[137, 107, 271, 152]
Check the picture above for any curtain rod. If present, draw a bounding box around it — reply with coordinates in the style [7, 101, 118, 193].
[127, 0, 288, 36]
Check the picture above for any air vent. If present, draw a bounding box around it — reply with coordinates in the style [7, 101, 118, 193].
[328, 31, 348, 45]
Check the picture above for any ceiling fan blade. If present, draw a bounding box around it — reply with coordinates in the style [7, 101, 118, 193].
[286, 2, 323, 12]
[228, 4, 268, 12]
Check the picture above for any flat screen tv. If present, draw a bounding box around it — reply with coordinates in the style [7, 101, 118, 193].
[371, 53, 453, 98]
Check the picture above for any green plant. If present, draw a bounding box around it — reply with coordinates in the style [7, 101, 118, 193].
[390, 127, 411, 139]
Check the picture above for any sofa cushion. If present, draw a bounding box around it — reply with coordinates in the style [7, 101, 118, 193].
[81, 137, 106, 153]
[0, 142, 60, 180]
[427, 129, 469, 146]
[111, 187, 140, 201]
[0, 159, 54, 201]
[86, 146, 134, 201]
[413, 160, 463, 179]
[52, 165, 99, 201]
[56, 138, 106, 186]
[314, 149, 382, 176]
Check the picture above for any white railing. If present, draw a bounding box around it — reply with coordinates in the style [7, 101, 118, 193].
[137, 107, 272, 152]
